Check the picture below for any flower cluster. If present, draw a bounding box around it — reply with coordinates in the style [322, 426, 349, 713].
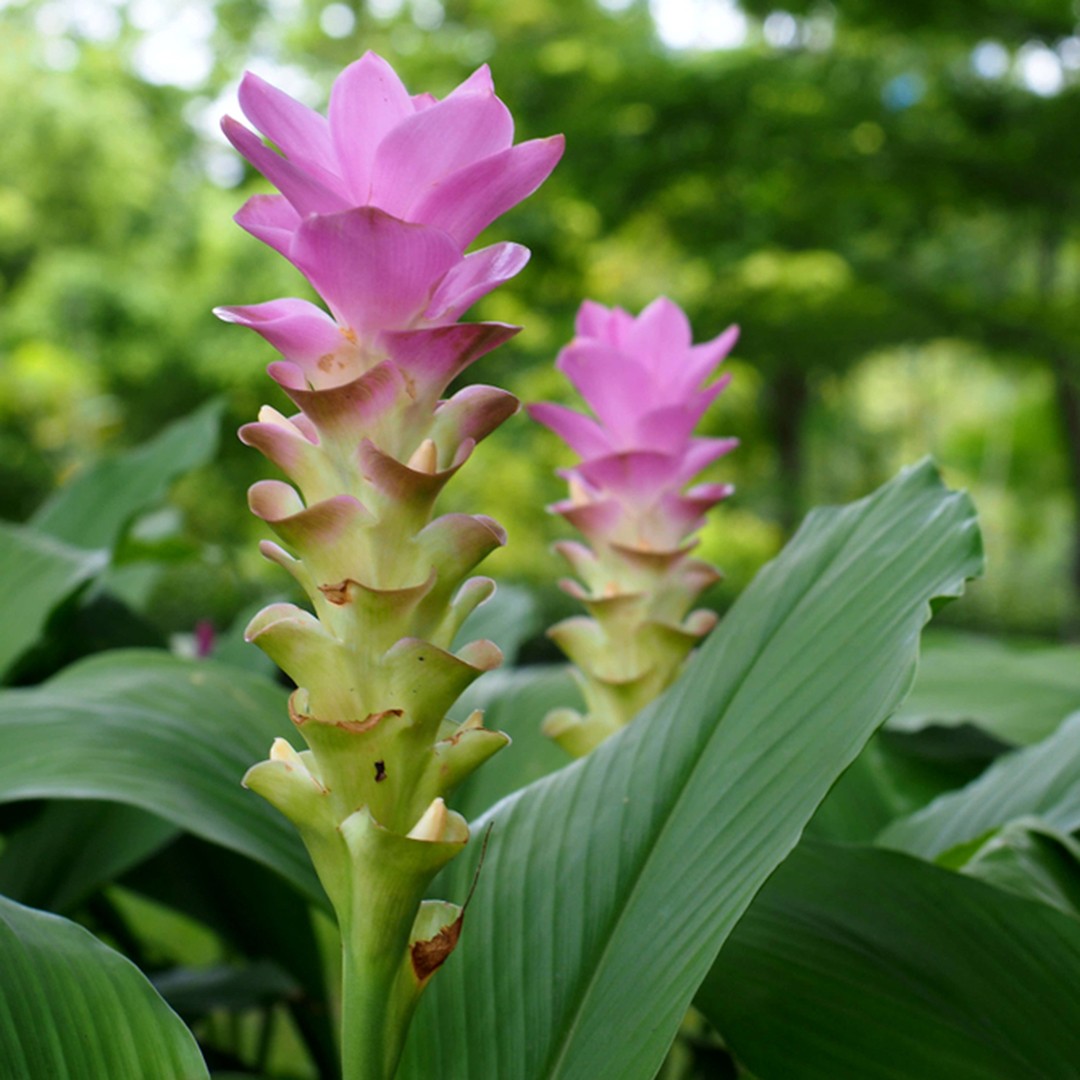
[218, 53, 561, 1073]
[530, 297, 738, 756]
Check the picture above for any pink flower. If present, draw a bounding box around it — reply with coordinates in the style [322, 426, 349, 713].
[217, 52, 563, 388]
[224, 53, 563, 248]
[530, 297, 738, 553]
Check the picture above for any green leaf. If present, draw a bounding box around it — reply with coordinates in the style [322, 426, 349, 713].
[890, 631, 1080, 744]
[697, 840, 1080, 1080]
[453, 583, 543, 667]
[449, 664, 580, 822]
[0, 893, 209, 1079]
[399, 460, 982, 1080]
[31, 401, 223, 552]
[0, 650, 323, 908]
[152, 961, 298, 1018]
[124, 836, 339, 1078]
[0, 522, 107, 679]
[0, 800, 178, 913]
[880, 710, 1080, 858]
[807, 724, 1005, 843]
[956, 819, 1080, 921]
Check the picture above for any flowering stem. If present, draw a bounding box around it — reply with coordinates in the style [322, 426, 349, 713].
[218, 51, 563, 1079]
[339, 911, 413, 1080]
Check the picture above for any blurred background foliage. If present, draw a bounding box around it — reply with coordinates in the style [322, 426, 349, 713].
[1, 0, 1079, 647]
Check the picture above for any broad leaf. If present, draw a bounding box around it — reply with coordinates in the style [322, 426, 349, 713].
[955, 819, 1080, 921]
[31, 401, 223, 552]
[891, 631, 1080, 744]
[152, 961, 298, 1018]
[0, 522, 106, 679]
[698, 840, 1080, 1080]
[880, 709, 1080, 858]
[453, 583, 543, 667]
[807, 724, 1005, 843]
[399, 460, 981, 1080]
[0, 800, 177, 913]
[124, 836, 338, 1078]
[450, 664, 580, 822]
[0, 650, 323, 907]
[0, 893, 208, 1079]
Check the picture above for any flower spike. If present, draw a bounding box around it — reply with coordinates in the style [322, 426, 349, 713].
[218, 52, 562, 1080]
[530, 297, 739, 756]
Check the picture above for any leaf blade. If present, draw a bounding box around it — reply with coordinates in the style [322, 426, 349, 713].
[880, 709, 1080, 858]
[698, 840, 1080, 1080]
[0, 894, 209, 1079]
[31, 401, 223, 552]
[0, 651, 323, 907]
[0, 522, 107, 679]
[400, 460, 982, 1080]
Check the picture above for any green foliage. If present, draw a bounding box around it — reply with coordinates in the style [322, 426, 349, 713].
[698, 839, 1080, 1080]
[0, 651, 322, 906]
[880, 709, 1080, 858]
[398, 460, 980, 1079]
[891, 631, 1080, 743]
[0, 523, 107, 679]
[31, 400, 223, 551]
[0, 893, 209, 1079]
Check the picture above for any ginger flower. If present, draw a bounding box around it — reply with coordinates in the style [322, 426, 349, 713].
[529, 297, 739, 756]
[217, 52, 564, 390]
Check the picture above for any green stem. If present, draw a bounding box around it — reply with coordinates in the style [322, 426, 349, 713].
[340, 935, 408, 1080]
[333, 852, 429, 1080]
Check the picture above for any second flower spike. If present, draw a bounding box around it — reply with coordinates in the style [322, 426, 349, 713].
[530, 297, 739, 756]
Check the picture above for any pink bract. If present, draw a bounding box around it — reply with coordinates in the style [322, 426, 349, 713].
[529, 297, 738, 551]
[223, 52, 565, 249]
[218, 53, 561, 383]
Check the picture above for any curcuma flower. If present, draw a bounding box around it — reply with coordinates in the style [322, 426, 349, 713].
[529, 297, 738, 757]
[217, 53, 561, 1080]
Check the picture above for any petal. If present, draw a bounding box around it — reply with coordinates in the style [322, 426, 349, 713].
[433, 385, 519, 449]
[557, 340, 654, 442]
[234, 194, 301, 259]
[551, 497, 623, 540]
[675, 437, 738, 485]
[290, 208, 461, 334]
[222, 116, 350, 217]
[623, 296, 693, 372]
[238, 72, 346, 195]
[329, 52, 415, 204]
[282, 360, 410, 447]
[357, 438, 458, 508]
[214, 298, 345, 367]
[380, 322, 520, 403]
[447, 64, 495, 98]
[527, 402, 612, 458]
[675, 324, 739, 394]
[574, 299, 616, 340]
[371, 91, 515, 220]
[631, 380, 731, 450]
[410, 134, 565, 247]
[658, 485, 734, 538]
[575, 450, 683, 502]
[424, 242, 530, 322]
[414, 514, 508, 607]
[239, 415, 323, 489]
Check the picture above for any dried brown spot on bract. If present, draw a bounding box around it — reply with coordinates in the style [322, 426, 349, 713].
[319, 579, 358, 605]
[410, 915, 463, 983]
[338, 708, 403, 734]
